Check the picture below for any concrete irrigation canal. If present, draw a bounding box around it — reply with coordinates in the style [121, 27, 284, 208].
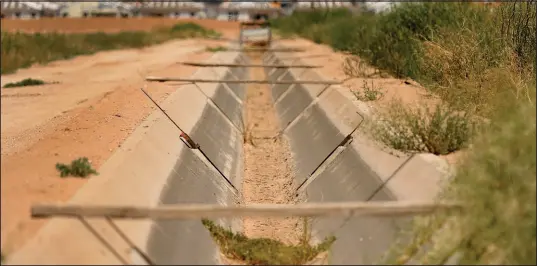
[6, 42, 450, 265]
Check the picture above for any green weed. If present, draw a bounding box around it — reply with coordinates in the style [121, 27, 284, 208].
[352, 80, 385, 102]
[3, 78, 45, 88]
[55, 157, 98, 178]
[202, 219, 335, 265]
[206, 46, 228, 52]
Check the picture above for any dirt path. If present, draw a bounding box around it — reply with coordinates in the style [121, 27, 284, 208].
[0, 38, 234, 255]
[241, 54, 302, 244]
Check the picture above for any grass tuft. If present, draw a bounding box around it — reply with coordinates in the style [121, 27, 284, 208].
[3, 78, 45, 88]
[202, 218, 335, 265]
[55, 157, 98, 178]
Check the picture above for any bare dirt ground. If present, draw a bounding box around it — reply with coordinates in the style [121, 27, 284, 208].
[1, 17, 239, 39]
[0, 28, 238, 254]
[241, 55, 302, 244]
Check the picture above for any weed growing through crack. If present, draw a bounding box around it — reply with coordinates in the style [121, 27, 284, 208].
[55, 157, 98, 178]
[3, 78, 45, 88]
[202, 219, 335, 265]
[369, 101, 478, 155]
[352, 80, 385, 102]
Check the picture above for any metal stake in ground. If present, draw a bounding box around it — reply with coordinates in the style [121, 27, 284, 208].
[139, 88, 236, 191]
[296, 113, 365, 192]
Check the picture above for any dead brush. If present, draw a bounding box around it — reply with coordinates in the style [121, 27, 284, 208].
[342, 56, 388, 78]
[243, 122, 256, 147]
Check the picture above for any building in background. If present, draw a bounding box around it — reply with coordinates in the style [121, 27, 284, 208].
[1, 1, 61, 19]
[137, 1, 206, 18]
[1, 0, 358, 20]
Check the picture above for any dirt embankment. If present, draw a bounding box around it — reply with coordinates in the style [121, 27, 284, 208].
[0, 37, 232, 255]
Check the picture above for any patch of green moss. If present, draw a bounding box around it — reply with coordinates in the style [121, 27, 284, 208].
[201, 218, 336, 265]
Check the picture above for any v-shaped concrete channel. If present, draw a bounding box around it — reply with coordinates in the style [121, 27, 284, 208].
[7, 43, 451, 265]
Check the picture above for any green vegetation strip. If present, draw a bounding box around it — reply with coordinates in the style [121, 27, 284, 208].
[271, 2, 536, 155]
[3, 78, 45, 88]
[1, 23, 221, 74]
[202, 219, 335, 265]
[384, 101, 536, 265]
[272, 3, 536, 265]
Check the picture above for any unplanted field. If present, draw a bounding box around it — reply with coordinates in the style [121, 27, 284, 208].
[1, 17, 239, 38]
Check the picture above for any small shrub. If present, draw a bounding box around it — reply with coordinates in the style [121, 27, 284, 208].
[352, 80, 385, 102]
[202, 219, 335, 265]
[3, 78, 45, 88]
[55, 157, 98, 178]
[370, 101, 478, 155]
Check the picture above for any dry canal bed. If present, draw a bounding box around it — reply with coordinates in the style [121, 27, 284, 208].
[204, 53, 332, 265]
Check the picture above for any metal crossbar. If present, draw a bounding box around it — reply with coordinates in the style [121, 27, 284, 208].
[145, 76, 341, 85]
[226, 48, 305, 52]
[31, 201, 462, 220]
[139, 87, 237, 193]
[178, 62, 321, 68]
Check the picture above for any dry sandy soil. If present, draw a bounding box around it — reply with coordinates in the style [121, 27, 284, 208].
[1, 19, 239, 255]
[1, 17, 239, 39]
[242, 55, 302, 245]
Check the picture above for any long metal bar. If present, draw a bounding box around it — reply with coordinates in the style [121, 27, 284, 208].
[145, 77, 341, 85]
[78, 217, 130, 264]
[105, 217, 155, 265]
[139, 88, 237, 192]
[31, 201, 463, 220]
[178, 62, 321, 68]
[226, 48, 305, 52]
